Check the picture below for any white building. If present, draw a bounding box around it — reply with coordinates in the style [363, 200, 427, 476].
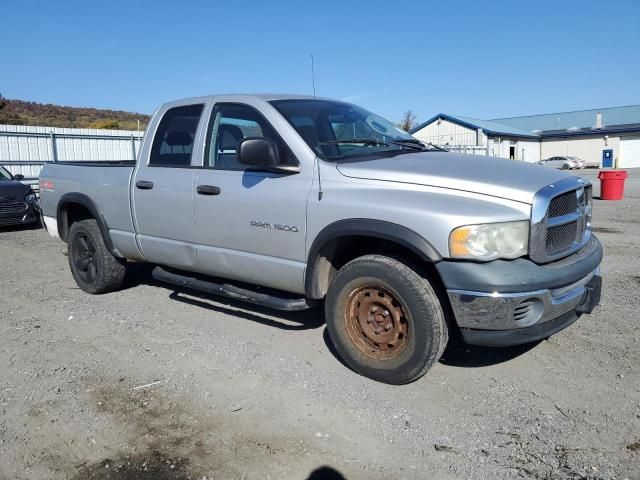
[411, 105, 640, 168]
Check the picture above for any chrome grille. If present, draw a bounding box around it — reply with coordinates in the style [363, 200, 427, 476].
[548, 191, 578, 218]
[546, 222, 578, 253]
[529, 178, 592, 264]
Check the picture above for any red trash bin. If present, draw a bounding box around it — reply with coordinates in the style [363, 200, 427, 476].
[598, 170, 628, 200]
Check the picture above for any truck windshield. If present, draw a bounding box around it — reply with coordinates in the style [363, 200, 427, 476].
[0, 166, 13, 180]
[270, 99, 434, 160]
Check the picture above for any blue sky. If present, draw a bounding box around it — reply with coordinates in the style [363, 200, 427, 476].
[1, 0, 639, 124]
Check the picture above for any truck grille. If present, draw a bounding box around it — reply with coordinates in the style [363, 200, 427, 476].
[548, 191, 578, 218]
[529, 178, 592, 263]
[546, 222, 578, 253]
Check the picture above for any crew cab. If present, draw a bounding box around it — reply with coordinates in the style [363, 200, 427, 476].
[39, 94, 602, 384]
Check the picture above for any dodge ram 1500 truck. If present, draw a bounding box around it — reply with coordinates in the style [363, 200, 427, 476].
[39, 94, 602, 384]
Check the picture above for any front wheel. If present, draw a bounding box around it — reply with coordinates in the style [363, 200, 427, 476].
[325, 255, 448, 384]
[68, 219, 126, 294]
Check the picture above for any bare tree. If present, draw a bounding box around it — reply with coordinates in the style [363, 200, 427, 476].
[396, 110, 418, 132]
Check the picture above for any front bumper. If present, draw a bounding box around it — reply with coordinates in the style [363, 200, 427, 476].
[436, 235, 603, 346]
[0, 203, 39, 227]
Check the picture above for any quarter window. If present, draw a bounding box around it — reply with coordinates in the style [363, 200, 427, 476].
[150, 104, 204, 166]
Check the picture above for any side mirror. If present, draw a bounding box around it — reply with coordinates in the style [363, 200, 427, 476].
[14, 174, 24, 180]
[238, 137, 280, 168]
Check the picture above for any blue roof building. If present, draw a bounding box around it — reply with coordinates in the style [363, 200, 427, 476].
[411, 105, 640, 168]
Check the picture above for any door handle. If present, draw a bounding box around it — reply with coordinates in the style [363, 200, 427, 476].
[197, 185, 221, 196]
[136, 180, 154, 190]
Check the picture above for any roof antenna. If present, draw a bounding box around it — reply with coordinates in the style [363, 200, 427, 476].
[310, 54, 316, 99]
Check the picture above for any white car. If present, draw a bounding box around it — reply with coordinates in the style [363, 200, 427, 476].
[567, 156, 586, 168]
[537, 156, 581, 170]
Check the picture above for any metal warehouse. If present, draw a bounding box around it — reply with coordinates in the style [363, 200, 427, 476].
[411, 105, 640, 168]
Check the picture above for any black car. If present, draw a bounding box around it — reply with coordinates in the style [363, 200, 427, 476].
[0, 165, 40, 227]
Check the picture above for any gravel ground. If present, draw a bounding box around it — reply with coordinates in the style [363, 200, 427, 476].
[1, 169, 639, 480]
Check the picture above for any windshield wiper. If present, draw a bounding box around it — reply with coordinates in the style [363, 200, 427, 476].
[319, 139, 390, 146]
[386, 139, 428, 151]
[320, 138, 442, 153]
[426, 142, 447, 151]
[389, 139, 447, 151]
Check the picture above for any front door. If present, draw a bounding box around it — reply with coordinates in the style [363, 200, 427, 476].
[192, 103, 311, 293]
[132, 103, 205, 268]
[602, 149, 613, 168]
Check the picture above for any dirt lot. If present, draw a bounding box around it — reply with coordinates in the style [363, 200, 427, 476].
[1, 169, 639, 480]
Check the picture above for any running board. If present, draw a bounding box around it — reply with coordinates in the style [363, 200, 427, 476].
[151, 266, 317, 311]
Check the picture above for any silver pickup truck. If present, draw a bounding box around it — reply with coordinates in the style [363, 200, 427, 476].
[39, 94, 602, 384]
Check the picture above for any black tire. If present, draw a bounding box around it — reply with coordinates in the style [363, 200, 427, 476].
[68, 219, 126, 294]
[325, 255, 448, 385]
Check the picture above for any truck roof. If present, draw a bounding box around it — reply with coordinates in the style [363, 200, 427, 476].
[160, 93, 338, 109]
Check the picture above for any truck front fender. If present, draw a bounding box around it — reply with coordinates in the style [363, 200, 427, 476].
[305, 219, 442, 299]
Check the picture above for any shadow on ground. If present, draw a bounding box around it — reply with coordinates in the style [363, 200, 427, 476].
[122, 263, 539, 371]
[307, 467, 348, 479]
[122, 263, 325, 331]
[440, 332, 539, 368]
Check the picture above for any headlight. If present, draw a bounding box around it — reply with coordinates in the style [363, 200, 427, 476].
[449, 221, 529, 261]
[25, 192, 38, 204]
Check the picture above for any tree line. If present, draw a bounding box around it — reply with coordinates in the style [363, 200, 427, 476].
[0, 94, 150, 130]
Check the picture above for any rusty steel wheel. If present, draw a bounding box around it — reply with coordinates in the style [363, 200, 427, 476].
[344, 285, 409, 360]
[325, 254, 448, 384]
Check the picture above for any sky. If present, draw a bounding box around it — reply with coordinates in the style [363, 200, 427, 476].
[1, 0, 639, 124]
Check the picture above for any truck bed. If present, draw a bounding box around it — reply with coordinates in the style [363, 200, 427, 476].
[39, 161, 136, 236]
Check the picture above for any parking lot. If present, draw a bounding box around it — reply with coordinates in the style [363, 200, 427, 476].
[1, 169, 638, 480]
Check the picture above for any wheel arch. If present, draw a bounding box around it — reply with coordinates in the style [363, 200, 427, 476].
[57, 193, 115, 253]
[305, 219, 442, 299]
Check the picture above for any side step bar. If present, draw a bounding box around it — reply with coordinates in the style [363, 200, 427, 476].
[151, 266, 317, 311]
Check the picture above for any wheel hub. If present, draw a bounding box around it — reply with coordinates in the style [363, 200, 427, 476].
[345, 286, 409, 360]
[72, 233, 98, 284]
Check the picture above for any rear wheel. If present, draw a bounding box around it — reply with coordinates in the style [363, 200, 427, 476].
[68, 219, 125, 294]
[325, 255, 448, 384]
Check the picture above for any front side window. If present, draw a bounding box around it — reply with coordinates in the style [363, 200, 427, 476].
[271, 99, 435, 161]
[150, 104, 204, 166]
[205, 103, 295, 170]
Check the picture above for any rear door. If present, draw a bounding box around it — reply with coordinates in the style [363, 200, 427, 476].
[132, 103, 205, 268]
[192, 102, 312, 293]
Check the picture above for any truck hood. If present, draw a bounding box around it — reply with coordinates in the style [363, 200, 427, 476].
[335, 151, 575, 204]
[0, 180, 31, 198]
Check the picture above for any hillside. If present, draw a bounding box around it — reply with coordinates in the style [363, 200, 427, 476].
[0, 97, 150, 130]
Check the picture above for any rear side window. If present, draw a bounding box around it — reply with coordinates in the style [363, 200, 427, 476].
[150, 104, 204, 166]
